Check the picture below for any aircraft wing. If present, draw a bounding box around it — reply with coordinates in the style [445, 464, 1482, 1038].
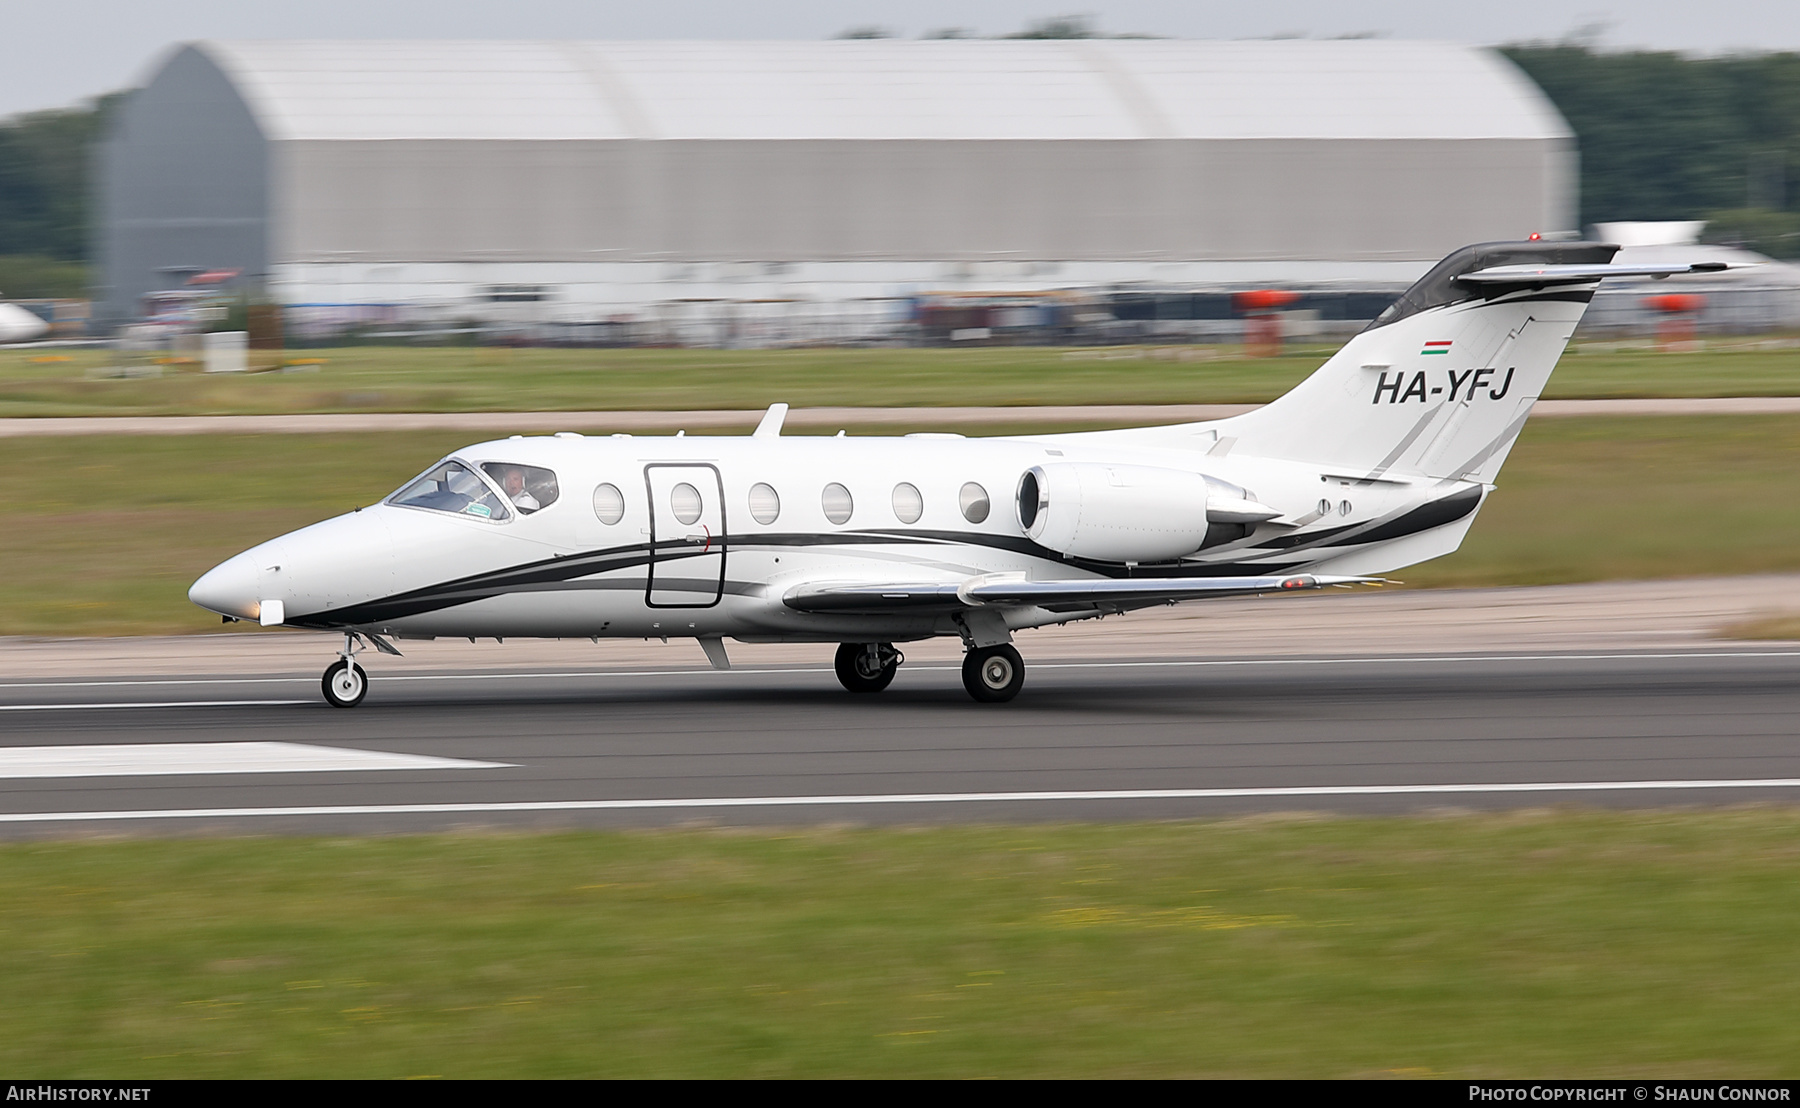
[1455, 260, 1729, 285]
[782, 573, 1375, 615]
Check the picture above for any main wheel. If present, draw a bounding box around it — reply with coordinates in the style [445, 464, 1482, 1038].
[834, 642, 899, 693]
[322, 659, 368, 708]
[962, 644, 1024, 703]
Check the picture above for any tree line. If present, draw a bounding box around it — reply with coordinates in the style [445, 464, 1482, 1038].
[0, 94, 117, 297]
[4, 44, 1800, 298]
[1499, 44, 1800, 255]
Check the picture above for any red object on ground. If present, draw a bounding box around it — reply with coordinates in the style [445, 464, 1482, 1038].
[1233, 289, 1301, 313]
[1235, 289, 1300, 356]
[1643, 293, 1705, 351]
[1643, 293, 1706, 314]
[186, 269, 242, 286]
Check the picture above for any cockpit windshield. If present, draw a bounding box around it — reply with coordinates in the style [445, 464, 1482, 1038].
[480, 463, 559, 514]
[387, 460, 512, 521]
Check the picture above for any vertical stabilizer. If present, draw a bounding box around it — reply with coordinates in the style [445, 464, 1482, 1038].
[1218, 241, 1618, 483]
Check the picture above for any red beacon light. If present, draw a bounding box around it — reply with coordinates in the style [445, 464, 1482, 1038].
[1528, 232, 1543, 241]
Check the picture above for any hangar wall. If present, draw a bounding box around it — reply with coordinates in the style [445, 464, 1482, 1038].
[276, 137, 1573, 264]
[99, 39, 1580, 332]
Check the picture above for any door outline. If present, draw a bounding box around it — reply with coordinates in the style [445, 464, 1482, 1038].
[643, 463, 727, 608]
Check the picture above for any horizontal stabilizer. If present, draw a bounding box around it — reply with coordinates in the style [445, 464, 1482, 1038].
[783, 574, 1375, 614]
[1456, 260, 1729, 285]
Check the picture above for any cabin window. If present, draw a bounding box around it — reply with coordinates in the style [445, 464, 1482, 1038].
[670, 482, 703, 525]
[748, 482, 781, 525]
[891, 482, 923, 524]
[388, 460, 511, 522]
[959, 482, 990, 524]
[822, 482, 854, 525]
[480, 462, 559, 514]
[593, 483, 625, 524]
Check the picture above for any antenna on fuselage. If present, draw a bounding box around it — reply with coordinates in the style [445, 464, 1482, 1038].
[753, 403, 789, 439]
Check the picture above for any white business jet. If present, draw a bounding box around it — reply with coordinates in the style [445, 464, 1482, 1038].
[190, 240, 1723, 707]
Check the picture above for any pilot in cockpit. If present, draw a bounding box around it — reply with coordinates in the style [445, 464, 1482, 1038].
[498, 466, 540, 512]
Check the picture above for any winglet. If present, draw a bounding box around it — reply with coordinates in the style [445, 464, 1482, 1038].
[753, 403, 789, 439]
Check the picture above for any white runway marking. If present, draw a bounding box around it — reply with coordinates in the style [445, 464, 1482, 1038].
[1, 777, 1798, 823]
[2, 649, 1798, 692]
[0, 742, 510, 779]
[0, 700, 310, 711]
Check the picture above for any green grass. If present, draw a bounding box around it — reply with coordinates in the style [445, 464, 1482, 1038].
[5, 339, 1800, 416]
[1401, 413, 1800, 588]
[0, 430, 482, 636]
[3, 811, 1799, 1077]
[7, 414, 1800, 635]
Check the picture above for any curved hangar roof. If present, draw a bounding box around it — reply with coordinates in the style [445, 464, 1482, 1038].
[195, 38, 1569, 143]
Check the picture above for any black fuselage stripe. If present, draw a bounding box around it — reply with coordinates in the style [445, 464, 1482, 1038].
[299, 493, 1477, 626]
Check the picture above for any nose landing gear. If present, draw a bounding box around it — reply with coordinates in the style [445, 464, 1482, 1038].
[321, 631, 369, 708]
[834, 641, 903, 693]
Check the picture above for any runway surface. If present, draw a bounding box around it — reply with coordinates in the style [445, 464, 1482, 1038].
[2, 648, 1798, 834]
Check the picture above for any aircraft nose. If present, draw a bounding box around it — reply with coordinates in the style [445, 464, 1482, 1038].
[189, 552, 260, 620]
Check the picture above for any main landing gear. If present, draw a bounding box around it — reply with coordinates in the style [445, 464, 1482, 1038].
[831, 640, 1029, 701]
[321, 632, 368, 708]
[962, 644, 1025, 704]
[834, 642, 903, 693]
[831, 639, 1025, 703]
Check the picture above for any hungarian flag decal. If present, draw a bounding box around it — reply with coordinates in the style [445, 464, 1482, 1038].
[1421, 340, 1452, 355]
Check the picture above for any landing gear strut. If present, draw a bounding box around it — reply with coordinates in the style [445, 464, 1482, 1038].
[834, 642, 903, 693]
[322, 632, 369, 708]
[962, 644, 1025, 703]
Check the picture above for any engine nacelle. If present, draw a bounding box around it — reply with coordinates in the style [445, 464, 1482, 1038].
[1016, 463, 1213, 563]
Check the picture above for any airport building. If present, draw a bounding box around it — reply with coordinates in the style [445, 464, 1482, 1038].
[97, 39, 1580, 341]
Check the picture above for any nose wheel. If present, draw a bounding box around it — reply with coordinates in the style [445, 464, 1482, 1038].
[322, 658, 368, 708]
[321, 630, 372, 708]
[834, 642, 902, 693]
[962, 644, 1024, 703]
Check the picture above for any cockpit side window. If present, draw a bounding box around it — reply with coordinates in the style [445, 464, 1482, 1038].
[481, 463, 560, 514]
[388, 460, 512, 521]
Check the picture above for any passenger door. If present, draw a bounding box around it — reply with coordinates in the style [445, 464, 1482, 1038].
[644, 463, 726, 607]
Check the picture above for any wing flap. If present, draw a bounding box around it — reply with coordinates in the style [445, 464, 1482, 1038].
[963, 574, 1373, 606]
[782, 574, 1375, 614]
[782, 582, 966, 614]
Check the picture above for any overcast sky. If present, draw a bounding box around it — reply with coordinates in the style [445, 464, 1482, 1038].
[10, 0, 1800, 119]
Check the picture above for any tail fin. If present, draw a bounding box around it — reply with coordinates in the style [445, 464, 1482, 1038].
[1220, 240, 1619, 484]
